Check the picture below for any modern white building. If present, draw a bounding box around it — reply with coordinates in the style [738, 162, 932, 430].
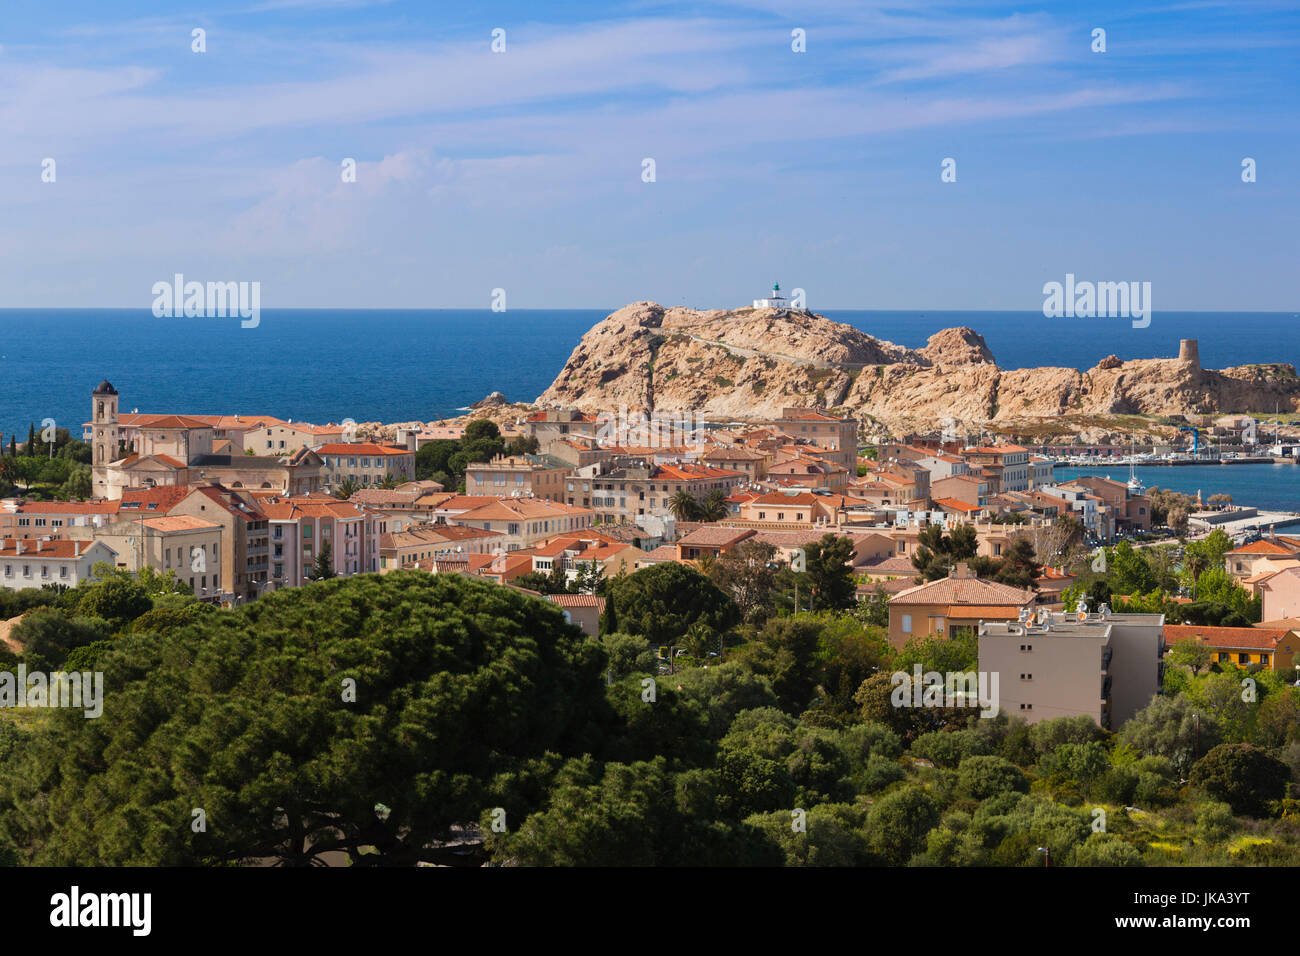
[0, 537, 119, 590]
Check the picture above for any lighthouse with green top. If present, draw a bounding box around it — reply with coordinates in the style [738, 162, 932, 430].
[753, 282, 789, 309]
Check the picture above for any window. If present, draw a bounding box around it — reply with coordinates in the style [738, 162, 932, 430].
[1019, 673, 1033, 680]
[303, 525, 312, 539]
[901, 614, 912, 634]
[1019, 703, 1033, 711]
[1019, 644, 1033, 652]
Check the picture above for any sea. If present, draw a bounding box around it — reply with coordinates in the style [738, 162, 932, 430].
[1053, 465, 1300, 514]
[0, 307, 1295, 462]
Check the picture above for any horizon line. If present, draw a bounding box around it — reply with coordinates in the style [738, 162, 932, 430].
[0, 307, 1297, 315]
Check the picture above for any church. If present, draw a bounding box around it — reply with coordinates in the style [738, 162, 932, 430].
[89, 380, 325, 500]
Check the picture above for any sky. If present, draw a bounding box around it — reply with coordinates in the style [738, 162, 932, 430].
[0, 0, 1296, 310]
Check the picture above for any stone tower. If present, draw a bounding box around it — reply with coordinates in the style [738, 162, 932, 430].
[91, 380, 120, 497]
[1178, 339, 1200, 368]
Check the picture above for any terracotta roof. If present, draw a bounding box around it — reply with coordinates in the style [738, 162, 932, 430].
[141, 515, 222, 533]
[934, 497, 981, 513]
[118, 486, 193, 512]
[949, 606, 1026, 620]
[638, 544, 681, 564]
[315, 443, 411, 456]
[653, 463, 743, 481]
[890, 575, 1034, 607]
[750, 491, 820, 506]
[8, 500, 119, 514]
[678, 527, 756, 548]
[1164, 624, 1292, 651]
[858, 555, 917, 574]
[0, 537, 111, 559]
[1229, 540, 1300, 555]
[547, 594, 607, 610]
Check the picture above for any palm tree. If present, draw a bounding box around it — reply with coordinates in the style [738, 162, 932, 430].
[379, 473, 401, 490]
[668, 489, 699, 521]
[1184, 549, 1209, 599]
[701, 488, 729, 522]
[333, 477, 359, 500]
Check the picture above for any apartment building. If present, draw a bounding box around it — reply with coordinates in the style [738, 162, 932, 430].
[465, 454, 571, 502]
[0, 499, 121, 538]
[700, 445, 769, 481]
[570, 459, 744, 524]
[961, 445, 1030, 493]
[1165, 623, 1299, 672]
[0, 537, 118, 590]
[251, 494, 383, 586]
[1067, 476, 1152, 532]
[979, 605, 1165, 728]
[250, 420, 344, 456]
[86, 514, 223, 599]
[151, 484, 270, 601]
[767, 455, 849, 492]
[529, 531, 642, 584]
[1225, 537, 1300, 586]
[521, 409, 603, 442]
[734, 490, 842, 528]
[931, 473, 989, 507]
[887, 564, 1034, 649]
[1041, 483, 1106, 537]
[379, 523, 502, 571]
[452, 497, 594, 550]
[756, 408, 858, 471]
[316, 443, 416, 490]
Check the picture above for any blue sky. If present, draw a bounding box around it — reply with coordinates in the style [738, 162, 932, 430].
[1, 0, 1296, 310]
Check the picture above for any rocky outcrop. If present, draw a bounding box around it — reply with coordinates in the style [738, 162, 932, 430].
[918, 327, 995, 366]
[532, 303, 1300, 436]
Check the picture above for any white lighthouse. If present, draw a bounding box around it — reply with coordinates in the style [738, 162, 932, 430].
[753, 282, 789, 310]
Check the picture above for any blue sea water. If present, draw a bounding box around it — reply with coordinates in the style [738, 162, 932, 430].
[0, 309, 1295, 445]
[1054, 465, 1300, 513]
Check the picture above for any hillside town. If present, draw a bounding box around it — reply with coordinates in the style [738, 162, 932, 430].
[3, 377, 1297, 738]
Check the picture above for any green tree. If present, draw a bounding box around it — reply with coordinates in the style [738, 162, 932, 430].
[700, 488, 730, 522]
[803, 533, 857, 611]
[1118, 695, 1220, 776]
[911, 524, 978, 581]
[310, 539, 337, 580]
[74, 575, 152, 630]
[0, 573, 608, 866]
[1188, 743, 1289, 816]
[668, 489, 700, 522]
[957, 755, 1029, 800]
[333, 477, 359, 500]
[730, 616, 823, 713]
[8, 608, 111, 671]
[602, 563, 738, 647]
[866, 785, 939, 864]
[707, 539, 779, 624]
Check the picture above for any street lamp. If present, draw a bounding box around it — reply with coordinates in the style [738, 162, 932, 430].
[1037, 846, 1050, 867]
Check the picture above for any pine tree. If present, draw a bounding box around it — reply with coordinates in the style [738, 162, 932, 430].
[311, 539, 337, 580]
[26, 423, 35, 454]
